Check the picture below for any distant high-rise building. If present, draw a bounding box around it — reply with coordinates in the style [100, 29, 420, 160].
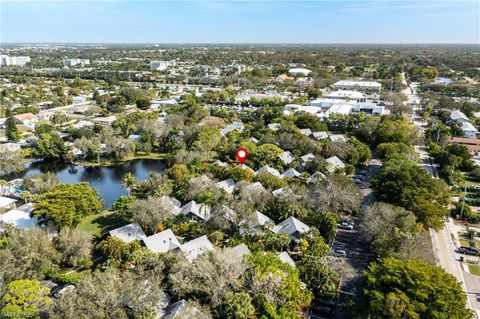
[0, 55, 31, 66]
[150, 60, 175, 71]
[63, 58, 90, 67]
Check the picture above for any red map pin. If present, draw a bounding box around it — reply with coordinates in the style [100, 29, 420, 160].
[235, 148, 248, 165]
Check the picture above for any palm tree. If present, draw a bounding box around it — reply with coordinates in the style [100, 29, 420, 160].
[122, 172, 137, 195]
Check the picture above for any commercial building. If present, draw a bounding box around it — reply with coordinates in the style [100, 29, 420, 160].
[0, 55, 31, 66]
[63, 58, 90, 67]
[150, 60, 176, 71]
[334, 80, 382, 92]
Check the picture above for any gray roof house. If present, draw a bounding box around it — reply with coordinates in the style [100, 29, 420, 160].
[311, 131, 329, 140]
[278, 151, 295, 166]
[142, 229, 181, 254]
[159, 196, 182, 216]
[180, 200, 211, 222]
[220, 121, 244, 136]
[268, 123, 281, 131]
[299, 128, 312, 136]
[328, 134, 347, 142]
[240, 210, 275, 236]
[256, 165, 282, 178]
[180, 235, 215, 262]
[108, 223, 146, 243]
[273, 216, 310, 240]
[281, 168, 301, 178]
[307, 171, 326, 184]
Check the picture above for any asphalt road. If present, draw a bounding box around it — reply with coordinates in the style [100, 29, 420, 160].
[405, 77, 480, 315]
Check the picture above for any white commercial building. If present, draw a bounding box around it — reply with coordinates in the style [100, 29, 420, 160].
[150, 60, 175, 71]
[288, 68, 312, 76]
[334, 80, 382, 92]
[0, 55, 31, 66]
[63, 58, 90, 67]
[325, 90, 367, 102]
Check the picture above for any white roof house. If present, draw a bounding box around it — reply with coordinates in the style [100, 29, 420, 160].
[0, 196, 17, 211]
[220, 121, 244, 136]
[142, 229, 181, 254]
[326, 156, 346, 173]
[301, 153, 315, 164]
[0, 209, 38, 229]
[328, 134, 347, 142]
[217, 179, 236, 194]
[180, 200, 211, 221]
[248, 137, 259, 144]
[256, 165, 282, 178]
[281, 168, 301, 178]
[240, 210, 275, 236]
[289, 68, 312, 76]
[278, 151, 295, 166]
[278, 251, 296, 269]
[268, 123, 281, 131]
[450, 110, 470, 123]
[108, 223, 147, 243]
[299, 128, 312, 136]
[312, 131, 329, 140]
[450, 110, 478, 138]
[273, 216, 311, 240]
[180, 235, 215, 262]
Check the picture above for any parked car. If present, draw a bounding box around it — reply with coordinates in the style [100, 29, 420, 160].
[330, 248, 347, 257]
[457, 246, 478, 256]
[338, 221, 353, 230]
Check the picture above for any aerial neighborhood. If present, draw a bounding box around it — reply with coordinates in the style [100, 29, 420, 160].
[0, 31, 480, 319]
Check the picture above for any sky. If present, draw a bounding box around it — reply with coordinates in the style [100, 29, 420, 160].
[1, 0, 479, 44]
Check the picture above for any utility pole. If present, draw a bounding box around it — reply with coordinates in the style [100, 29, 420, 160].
[460, 184, 467, 219]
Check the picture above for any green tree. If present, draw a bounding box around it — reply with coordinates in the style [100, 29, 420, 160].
[246, 252, 312, 318]
[372, 157, 450, 229]
[222, 292, 256, 319]
[1, 279, 51, 319]
[5, 108, 20, 142]
[121, 172, 137, 195]
[361, 258, 472, 319]
[54, 227, 93, 268]
[0, 229, 61, 283]
[32, 133, 69, 160]
[298, 255, 339, 299]
[135, 98, 151, 110]
[96, 236, 142, 264]
[0, 150, 24, 176]
[112, 195, 136, 219]
[253, 143, 284, 168]
[33, 183, 103, 228]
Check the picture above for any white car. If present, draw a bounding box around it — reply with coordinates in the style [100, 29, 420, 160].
[330, 248, 347, 257]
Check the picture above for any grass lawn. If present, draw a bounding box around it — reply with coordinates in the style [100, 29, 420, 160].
[460, 239, 471, 248]
[467, 260, 480, 276]
[464, 178, 480, 187]
[76, 210, 125, 237]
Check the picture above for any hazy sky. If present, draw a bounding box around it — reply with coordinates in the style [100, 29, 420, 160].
[1, 0, 479, 43]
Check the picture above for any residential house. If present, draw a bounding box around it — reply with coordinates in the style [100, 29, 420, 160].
[267, 123, 281, 131]
[299, 128, 312, 136]
[0, 196, 17, 213]
[240, 210, 274, 235]
[0, 142, 21, 152]
[307, 171, 326, 184]
[108, 223, 146, 243]
[159, 299, 207, 319]
[326, 156, 346, 173]
[217, 179, 236, 194]
[450, 110, 479, 138]
[278, 151, 295, 166]
[180, 235, 215, 262]
[311, 131, 329, 140]
[328, 134, 347, 142]
[278, 251, 296, 269]
[158, 196, 182, 215]
[256, 165, 282, 178]
[142, 229, 181, 254]
[220, 121, 244, 136]
[273, 216, 310, 240]
[300, 153, 315, 166]
[274, 74, 294, 83]
[92, 115, 117, 126]
[0, 204, 37, 230]
[14, 112, 38, 128]
[281, 168, 301, 178]
[180, 200, 211, 222]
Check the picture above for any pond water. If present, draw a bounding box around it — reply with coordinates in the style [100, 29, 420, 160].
[19, 159, 166, 208]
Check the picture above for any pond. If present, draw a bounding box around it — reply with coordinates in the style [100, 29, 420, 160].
[18, 159, 166, 208]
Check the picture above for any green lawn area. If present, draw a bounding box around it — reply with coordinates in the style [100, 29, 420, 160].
[467, 260, 480, 276]
[76, 210, 125, 237]
[460, 239, 471, 248]
[464, 178, 480, 187]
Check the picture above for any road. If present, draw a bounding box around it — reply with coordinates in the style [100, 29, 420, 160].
[403, 74, 480, 314]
